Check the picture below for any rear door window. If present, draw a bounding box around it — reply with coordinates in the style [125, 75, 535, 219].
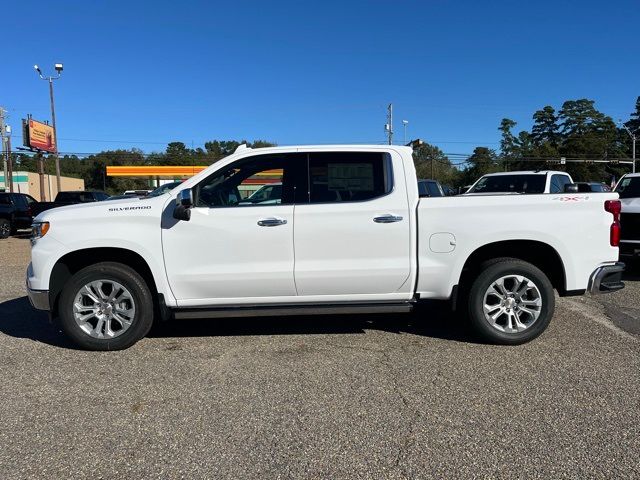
[550, 174, 572, 193]
[307, 152, 393, 203]
[427, 181, 443, 197]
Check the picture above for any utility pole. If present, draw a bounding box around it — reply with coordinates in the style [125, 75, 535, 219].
[384, 103, 393, 145]
[34, 63, 63, 191]
[620, 120, 638, 174]
[37, 152, 46, 201]
[0, 107, 6, 192]
[5, 127, 12, 192]
[624, 127, 637, 174]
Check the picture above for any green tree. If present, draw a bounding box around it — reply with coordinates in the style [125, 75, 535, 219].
[499, 118, 519, 170]
[204, 140, 276, 162]
[81, 150, 150, 194]
[165, 142, 192, 165]
[462, 147, 499, 185]
[531, 106, 559, 146]
[412, 142, 459, 187]
[557, 99, 618, 180]
[625, 96, 640, 132]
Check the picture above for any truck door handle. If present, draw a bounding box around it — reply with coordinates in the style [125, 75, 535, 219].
[373, 214, 403, 223]
[257, 217, 288, 227]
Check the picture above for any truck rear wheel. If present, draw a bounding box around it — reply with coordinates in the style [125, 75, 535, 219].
[467, 258, 555, 345]
[0, 219, 10, 239]
[57, 262, 154, 350]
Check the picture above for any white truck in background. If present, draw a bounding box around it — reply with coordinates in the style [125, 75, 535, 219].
[465, 170, 574, 195]
[26, 145, 624, 350]
[615, 173, 640, 259]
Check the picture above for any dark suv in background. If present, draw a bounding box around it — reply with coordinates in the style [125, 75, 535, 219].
[0, 192, 37, 239]
[30, 191, 110, 216]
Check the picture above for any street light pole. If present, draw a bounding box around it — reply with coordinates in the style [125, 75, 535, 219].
[34, 63, 63, 192]
[402, 120, 408, 145]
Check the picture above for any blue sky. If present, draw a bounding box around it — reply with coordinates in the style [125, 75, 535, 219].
[2, 0, 639, 157]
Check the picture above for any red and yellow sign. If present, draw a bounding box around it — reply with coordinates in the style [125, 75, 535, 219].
[106, 166, 283, 179]
[26, 119, 56, 153]
[106, 166, 207, 177]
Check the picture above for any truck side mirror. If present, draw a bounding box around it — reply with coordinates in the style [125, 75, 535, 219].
[178, 188, 193, 207]
[564, 184, 579, 193]
[173, 188, 193, 221]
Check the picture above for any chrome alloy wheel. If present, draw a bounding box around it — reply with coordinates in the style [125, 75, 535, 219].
[73, 280, 136, 339]
[482, 275, 542, 333]
[0, 222, 10, 237]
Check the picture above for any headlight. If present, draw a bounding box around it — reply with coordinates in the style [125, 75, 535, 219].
[31, 222, 50, 240]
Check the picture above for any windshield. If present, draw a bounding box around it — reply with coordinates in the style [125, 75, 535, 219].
[147, 181, 183, 198]
[468, 174, 546, 194]
[615, 177, 640, 199]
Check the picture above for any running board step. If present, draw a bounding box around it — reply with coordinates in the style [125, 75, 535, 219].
[173, 302, 414, 320]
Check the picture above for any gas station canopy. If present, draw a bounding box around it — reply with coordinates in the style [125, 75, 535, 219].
[106, 166, 207, 178]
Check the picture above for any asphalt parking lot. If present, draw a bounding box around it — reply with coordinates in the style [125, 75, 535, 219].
[0, 236, 638, 479]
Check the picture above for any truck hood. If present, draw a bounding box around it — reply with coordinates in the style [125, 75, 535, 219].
[34, 196, 164, 223]
[621, 197, 640, 214]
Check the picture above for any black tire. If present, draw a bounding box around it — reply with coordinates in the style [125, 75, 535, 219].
[57, 262, 154, 350]
[0, 218, 11, 239]
[467, 258, 555, 345]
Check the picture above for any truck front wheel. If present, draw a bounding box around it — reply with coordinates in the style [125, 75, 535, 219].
[57, 262, 154, 350]
[467, 259, 555, 345]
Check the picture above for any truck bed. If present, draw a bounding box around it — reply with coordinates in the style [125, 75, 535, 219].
[415, 193, 619, 299]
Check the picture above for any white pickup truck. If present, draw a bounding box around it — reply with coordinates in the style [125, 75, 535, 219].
[465, 170, 575, 195]
[615, 173, 640, 259]
[26, 145, 625, 350]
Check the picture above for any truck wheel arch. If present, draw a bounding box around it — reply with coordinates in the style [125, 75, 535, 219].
[458, 240, 568, 296]
[49, 247, 159, 315]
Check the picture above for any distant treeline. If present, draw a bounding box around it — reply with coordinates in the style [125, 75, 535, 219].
[10, 97, 640, 194]
[414, 96, 640, 188]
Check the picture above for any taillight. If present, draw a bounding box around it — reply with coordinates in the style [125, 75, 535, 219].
[605, 200, 621, 217]
[605, 200, 621, 247]
[610, 223, 621, 246]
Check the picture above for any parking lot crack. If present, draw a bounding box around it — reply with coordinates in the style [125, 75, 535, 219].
[380, 348, 420, 480]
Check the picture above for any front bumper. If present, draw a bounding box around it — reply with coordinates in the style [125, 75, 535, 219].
[26, 282, 50, 311]
[588, 262, 625, 294]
